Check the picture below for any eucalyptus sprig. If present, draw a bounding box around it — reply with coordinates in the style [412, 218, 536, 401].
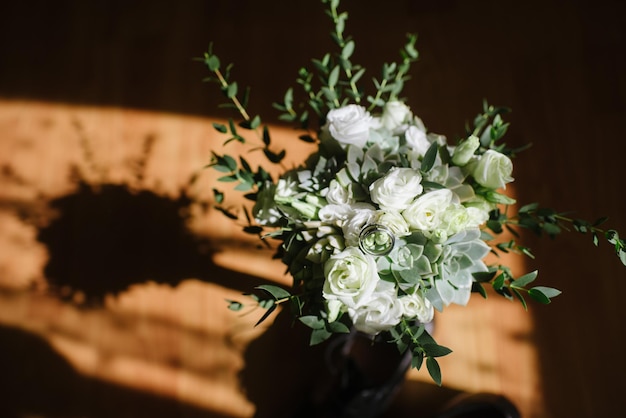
[483, 203, 626, 267]
[473, 267, 562, 311]
[203, 0, 625, 390]
[201, 44, 286, 165]
[389, 320, 452, 386]
[273, 0, 419, 134]
[467, 100, 531, 156]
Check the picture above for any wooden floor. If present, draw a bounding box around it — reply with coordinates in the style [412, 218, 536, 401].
[1, 1, 625, 417]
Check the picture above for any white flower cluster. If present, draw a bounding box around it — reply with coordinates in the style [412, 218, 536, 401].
[253, 101, 515, 335]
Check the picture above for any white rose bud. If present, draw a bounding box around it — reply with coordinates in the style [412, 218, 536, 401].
[402, 189, 455, 232]
[404, 125, 430, 157]
[326, 179, 354, 205]
[318, 203, 352, 225]
[473, 149, 514, 189]
[441, 205, 487, 235]
[400, 292, 434, 324]
[369, 167, 423, 211]
[380, 101, 412, 131]
[452, 135, 480, 166]
[325, 104, 373, 148]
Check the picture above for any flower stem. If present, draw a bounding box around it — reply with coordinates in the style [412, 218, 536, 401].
[213, 68, 251, 121]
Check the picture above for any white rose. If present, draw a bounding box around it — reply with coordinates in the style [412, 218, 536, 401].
[464, 195, 496, 213]
[440, 205, 487, 235]
[325, 104, 373, 148]
[472, 149, 514, 189]
[402, 189, 456, 232]
[318, 203, 352, 225]
[465, 206, 489, 228]
[404, 125, 430, 156]
[369, 167, 423, 211]
[325, 179, 354, 205]
[375, 210, 410, 236]
[341, 203, 377, 247]
[400, 292, 434, 324]
[323, 247, 380, 309]
[380, 101, 412, 131]
[348, 281, 403, 334]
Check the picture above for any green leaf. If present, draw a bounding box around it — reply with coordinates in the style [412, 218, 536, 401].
[420, 180, 446, 190]
[310, 328, 333, 345]
[411, 351, 424, 370]
[472, 282, 488, 299]
[542, 222, 561, 236]
[217, 174, 238, 182]
[473, 272, 497, 283]
[421, 142, 438, 173]
[422, 343, 452, 358]
[212, 188, 224, 204]
[239, 156, 252, 173]
[510, 287, 528, 311]
[492, 273, 505, 290]
[212, 122, 227, 133]
[263, 148, 286, 163]
[528, 288, 551, 304]
[404, 35, 419, 59]
[518, 202, 539, 213]
[226, 82, 238, 98]
[254, 303, 277, 326]
[226, 300, 243, 311]
[262, 125, 271, 146]
[531, 286, 562, 299]
[328, 321, 351, 333]
[328, 65, 340, 88]
[351, 68, 366, 84]
[426, 357, 442, 386]
[255, 284, 291, 300]
[299, 315, 325, 329]
[284, 88, 294, 109]
[250, 115, 261, 129]
[206, 54, 220, 71]
[341, 40, 355, 59]
[510, 270, 538, 289]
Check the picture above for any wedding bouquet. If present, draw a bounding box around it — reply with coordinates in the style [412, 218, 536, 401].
[202, 0, 625, 385]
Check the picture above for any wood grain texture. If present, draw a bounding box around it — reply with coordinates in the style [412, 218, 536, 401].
[0, 1, 625, 417]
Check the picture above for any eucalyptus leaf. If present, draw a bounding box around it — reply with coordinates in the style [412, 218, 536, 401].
[426, 357, 442, 386]
[511, 270, 538, 289]
[299, 315, 325, 329]
[421, 142, 438, 173]
[226, 300, 243, 311]
[310, 328, 333, 345]
[531, 286, 562, 299]
[256, 284, 291, 300]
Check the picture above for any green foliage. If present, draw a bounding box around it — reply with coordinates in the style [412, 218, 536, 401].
[388, 320, 451, 386]
[484, 203, 626, 268]
[205, 0, 625, 389]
